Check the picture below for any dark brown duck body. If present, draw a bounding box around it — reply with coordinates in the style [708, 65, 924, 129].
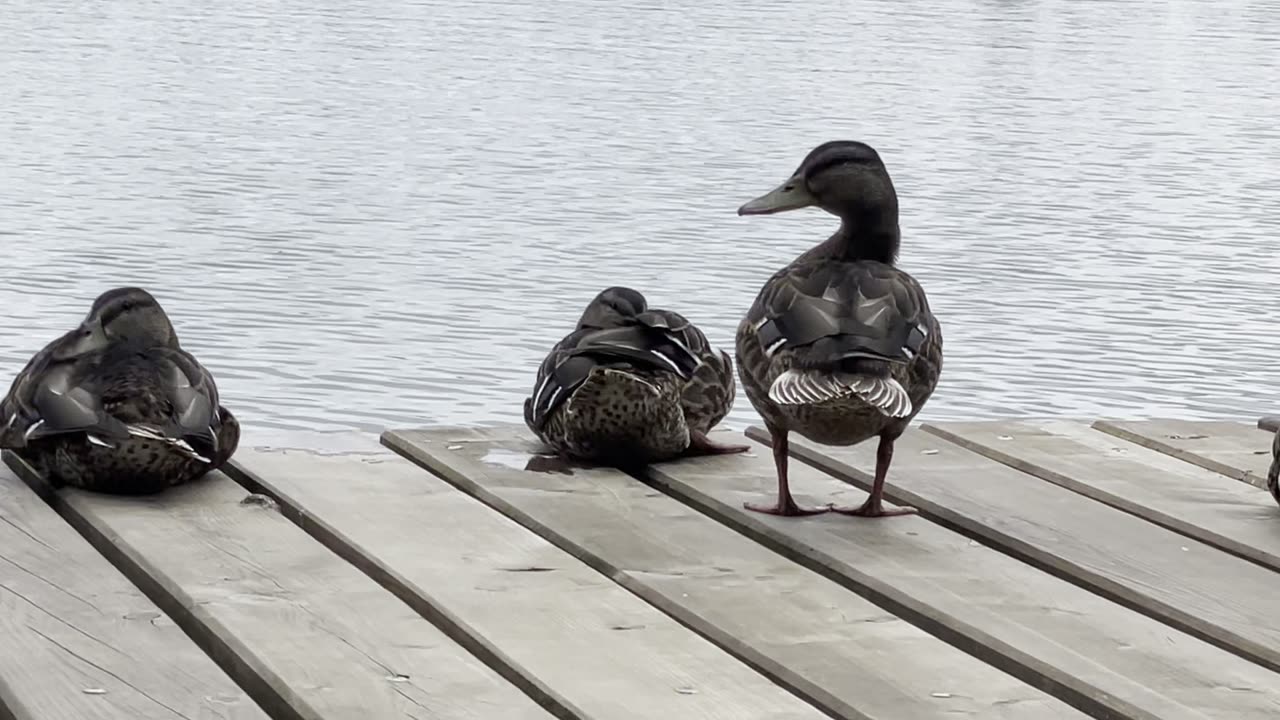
[735, 141, 943, 517]
[1268, 429, 1279, 507]
[0, 287, 240, 494]
[524, 286, 745, 465]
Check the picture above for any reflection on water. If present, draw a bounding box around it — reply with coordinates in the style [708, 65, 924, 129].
[2, 0, 1278, 442]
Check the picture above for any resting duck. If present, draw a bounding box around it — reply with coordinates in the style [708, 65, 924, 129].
[0, 287, 239, 494]
[1269, 430, 1279, 507]
[524, 286, 747, 464]
[735, 141, 943, 517]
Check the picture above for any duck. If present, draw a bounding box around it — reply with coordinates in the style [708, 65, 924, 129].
[1269, 430, 1279, 507]
[734, 140, 943, 517]
[0, 287, 240, 494]
[524, 286, 748, 465]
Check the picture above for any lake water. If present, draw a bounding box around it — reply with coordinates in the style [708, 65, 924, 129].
[3, 0, 1278, 445]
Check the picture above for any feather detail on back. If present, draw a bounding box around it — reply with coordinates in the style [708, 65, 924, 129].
[768, 368, 912, 417]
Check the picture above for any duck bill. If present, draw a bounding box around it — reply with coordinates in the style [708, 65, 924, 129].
[738, 177, 815, 215]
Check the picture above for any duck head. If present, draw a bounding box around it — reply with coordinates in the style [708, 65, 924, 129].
[739, 139, 898, 216]
[68, 287, 178, 352]
[739, 141, 901, 261]
[577, 286, 648, 329]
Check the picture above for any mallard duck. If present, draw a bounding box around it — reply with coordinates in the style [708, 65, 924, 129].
[735, 141, 943, 517]
[0, 287, 239, 494]
[524, 286, 748, 464]
[1269, 430, 1279, 507]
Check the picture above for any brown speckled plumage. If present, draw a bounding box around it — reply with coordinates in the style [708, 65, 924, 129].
[0, 288, 239, 494]
[735, 141, 943, 517]
[524, 287, 743, 465]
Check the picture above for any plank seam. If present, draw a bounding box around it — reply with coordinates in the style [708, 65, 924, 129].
[378, 430, 857, 720]
[745, 428, 1280, 677]
[920, 424, 1280, 574]
[222, 457, 588, 720]
[1, 451, 305, 720]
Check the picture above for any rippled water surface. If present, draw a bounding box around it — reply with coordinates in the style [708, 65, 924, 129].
[3, 0, 1278, 441]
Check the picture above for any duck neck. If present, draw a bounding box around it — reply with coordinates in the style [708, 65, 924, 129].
[831, 207, 900, 264]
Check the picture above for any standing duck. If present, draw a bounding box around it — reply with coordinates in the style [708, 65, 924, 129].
[735, 141, 943, 517]
[524, 286, 747, 464]
[0, 287, 240, 494]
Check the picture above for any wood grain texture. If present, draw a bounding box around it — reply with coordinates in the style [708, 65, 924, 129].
[924, 420, 1280, 571]
[231, 437, 828, 720]
[1093, 420, 1273, 489]
[5, 453, 551, 720]
[768, 426, 1280, 675]
[0, 459, 267, 720]
[648, 430, 1280, 720]
[385, 426, 1086, 720]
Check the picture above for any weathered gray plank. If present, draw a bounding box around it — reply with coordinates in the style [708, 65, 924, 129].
[5, 453, 553, 720]
[646, 431, 1280, 719]
[1093, 420, 1273, 489]
[924, 420, 1280, 571]
[0, 460, 267, 720]
[766, 426, 1280, 675]
[384, 427, 1087, 720]
[228, 438, 829, 720]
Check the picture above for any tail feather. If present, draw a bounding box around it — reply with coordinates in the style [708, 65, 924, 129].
[768, 369, 913, 418]
[125, 424, 213, 463]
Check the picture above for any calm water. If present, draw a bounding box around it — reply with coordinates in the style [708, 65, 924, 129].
[3, 0, 1278, 444]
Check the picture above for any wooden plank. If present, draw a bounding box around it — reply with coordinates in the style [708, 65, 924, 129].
[0, 462, 267, 720]
[227, 438, 830, 720]
[923, 420, 1280, 571]
[4, 453, 553, 720]
[384, 427, 1087, 720]
[1093, 419, 1272, 489]
[644, 430, 1280, 720]
[766, 426, 1280, 675]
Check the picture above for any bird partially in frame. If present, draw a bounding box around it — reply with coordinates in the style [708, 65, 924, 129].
[524, 286, 748, 466]
[1268, 429, 1279, 508]
[0, 287, 239, 494]
[734, 141, 943, 517]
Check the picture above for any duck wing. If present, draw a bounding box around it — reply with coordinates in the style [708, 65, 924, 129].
[524, 319, 702, 433]
[0, 327, 103, 448]
[745, 259, 933, 417]
[641, 309, 736, 434]
[148, 347, 228, 462]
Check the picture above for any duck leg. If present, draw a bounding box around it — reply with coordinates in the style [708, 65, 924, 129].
[685, 430, 750, 456]
[833, 433, 917, 517]
[744, 428, 831, 516]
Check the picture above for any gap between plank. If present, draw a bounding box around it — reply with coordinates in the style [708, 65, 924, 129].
[377, 431, 855, 720]
[1091, 421, 1268, 489]
[221, 459, 587, 720]
[920, 424, 1280, 574]
[744, 427, 1280, 677]
[0, 451, 307, 720]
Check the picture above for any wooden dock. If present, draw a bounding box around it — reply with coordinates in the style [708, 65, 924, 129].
[2, 417, 1279, 720]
